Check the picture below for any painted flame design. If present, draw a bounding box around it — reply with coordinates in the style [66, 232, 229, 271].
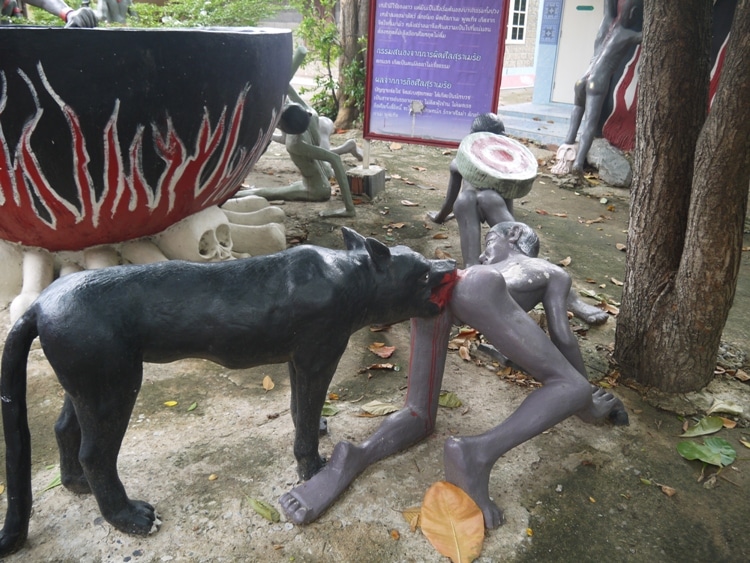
[0, 63, 278, 251]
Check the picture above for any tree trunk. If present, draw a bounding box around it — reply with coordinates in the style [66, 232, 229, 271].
[335, 0, 368, 129]
[614, 0, 750, 392]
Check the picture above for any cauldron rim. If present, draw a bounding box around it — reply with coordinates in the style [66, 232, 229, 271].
[1, 25, 290, 35]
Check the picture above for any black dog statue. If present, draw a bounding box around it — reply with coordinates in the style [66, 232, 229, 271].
[0, 227, 457, 555]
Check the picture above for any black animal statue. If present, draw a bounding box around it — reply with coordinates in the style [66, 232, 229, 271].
[0, 227, 457, 555]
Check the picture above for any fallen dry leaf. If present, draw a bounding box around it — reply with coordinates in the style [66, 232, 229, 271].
[359, 363, 398, 372]
[412, 166, 427, 172]
[732, 369, 749, 382]
[616, 243, 627, 251]
[420, 482, 484, 563]
[390, 529, 400, 540]
[610, 277, 624, 286]
[434, 248, 452, 260]
[390, 142, 403, 150]
[164, 400, 178, 407]
[719, 417, 737, 429]
[401, 200, 419, 207]
[262, 375, 275, 391]
[660, 485, 677, 497]
[601, 302, 620, 316]
[458, 346, 472, 361]
[369, 342, 396, 358]
[583, 217, 605, 225]
[433, 233, 449, 239]
[402, 506, 422, 532]
[360, 400, 399, 416]
[559, 256, 572, 267]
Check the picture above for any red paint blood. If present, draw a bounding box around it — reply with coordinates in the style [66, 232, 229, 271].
[429, 270, 458, 309]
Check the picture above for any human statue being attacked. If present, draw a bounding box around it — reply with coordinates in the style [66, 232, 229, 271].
[280, 221, 628, 528]
[428, 113, 607, 326]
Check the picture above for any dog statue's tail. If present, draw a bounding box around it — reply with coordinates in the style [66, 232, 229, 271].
[0, 307, 39, 555]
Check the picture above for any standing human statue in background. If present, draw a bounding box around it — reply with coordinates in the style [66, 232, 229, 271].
[1, 0, 97, 26]
[551, 0, 643, 175]
[96, 0, 134, 23]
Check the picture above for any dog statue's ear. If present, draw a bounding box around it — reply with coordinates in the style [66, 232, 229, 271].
[343, 227, 391, 270]
[342, 227, 366, 251]
[364, 237, 392, 271]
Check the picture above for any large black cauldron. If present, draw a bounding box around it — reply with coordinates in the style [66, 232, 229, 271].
[0, 26, 291, 251]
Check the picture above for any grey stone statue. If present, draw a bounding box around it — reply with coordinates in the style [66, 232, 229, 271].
[280, 221, 628, 528]
[238, 47, 361, 218]
[429, 117, 608, 325]
[427, 113, 514, 265]
[1, 0, 97, 26]
[552, 0, 643, 175]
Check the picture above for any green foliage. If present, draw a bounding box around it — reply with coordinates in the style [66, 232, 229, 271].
[8, 0, 276, 27]
[132, 0, 279, 28]
[289, 0, 341, 119]
[340, 36, 367, 118]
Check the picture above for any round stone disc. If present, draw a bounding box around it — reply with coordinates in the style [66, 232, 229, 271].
[455, 132, 538, 198]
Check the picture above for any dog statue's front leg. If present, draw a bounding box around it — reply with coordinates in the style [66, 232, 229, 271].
[288, 354, 342, 480]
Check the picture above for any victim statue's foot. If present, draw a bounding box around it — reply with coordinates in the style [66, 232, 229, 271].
[280, 441, 364, 525]
[576, 386, 629, 425]
[443, 437, 504, 529]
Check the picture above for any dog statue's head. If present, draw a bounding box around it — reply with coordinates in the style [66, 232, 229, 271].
[341, 227, 457, 319]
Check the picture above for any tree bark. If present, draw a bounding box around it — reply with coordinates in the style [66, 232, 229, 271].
[614, 0, 750, 391]
[335, 0, 368, 129]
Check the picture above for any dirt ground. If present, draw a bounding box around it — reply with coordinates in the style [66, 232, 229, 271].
[1, 131, 749, 562]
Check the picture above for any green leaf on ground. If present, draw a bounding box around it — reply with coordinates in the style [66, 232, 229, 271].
[677, 437, 736, 467]
[246, 497, 280, 522]
[680, 416, 723, 437]
[439, 391, 463, 408]
[321, 402, 339, 417]
[44, 473, 62, 492]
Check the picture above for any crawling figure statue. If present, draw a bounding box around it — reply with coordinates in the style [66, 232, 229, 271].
[0, 228, 457, 555]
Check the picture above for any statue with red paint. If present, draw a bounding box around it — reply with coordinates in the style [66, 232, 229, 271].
[280, 222, 628, 528]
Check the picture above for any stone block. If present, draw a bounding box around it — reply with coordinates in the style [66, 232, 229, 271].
[347, 166, 386, 199]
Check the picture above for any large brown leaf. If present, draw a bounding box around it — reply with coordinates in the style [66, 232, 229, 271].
[420, 482, 484, 563]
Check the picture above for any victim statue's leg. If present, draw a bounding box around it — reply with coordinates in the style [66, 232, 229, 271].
[567, 287, 609, 325]
[477, 190, 515, 227]
[453, 189, 483, 267]
[444, 268, 598, 528]
[572, 86, 608, 172]
[238, 178, 332, 203]
[279, 310, 454, 525]
[563, 78, 588, 145]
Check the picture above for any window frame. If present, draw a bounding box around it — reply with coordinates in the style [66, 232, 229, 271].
[506, 0, 528, 44]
